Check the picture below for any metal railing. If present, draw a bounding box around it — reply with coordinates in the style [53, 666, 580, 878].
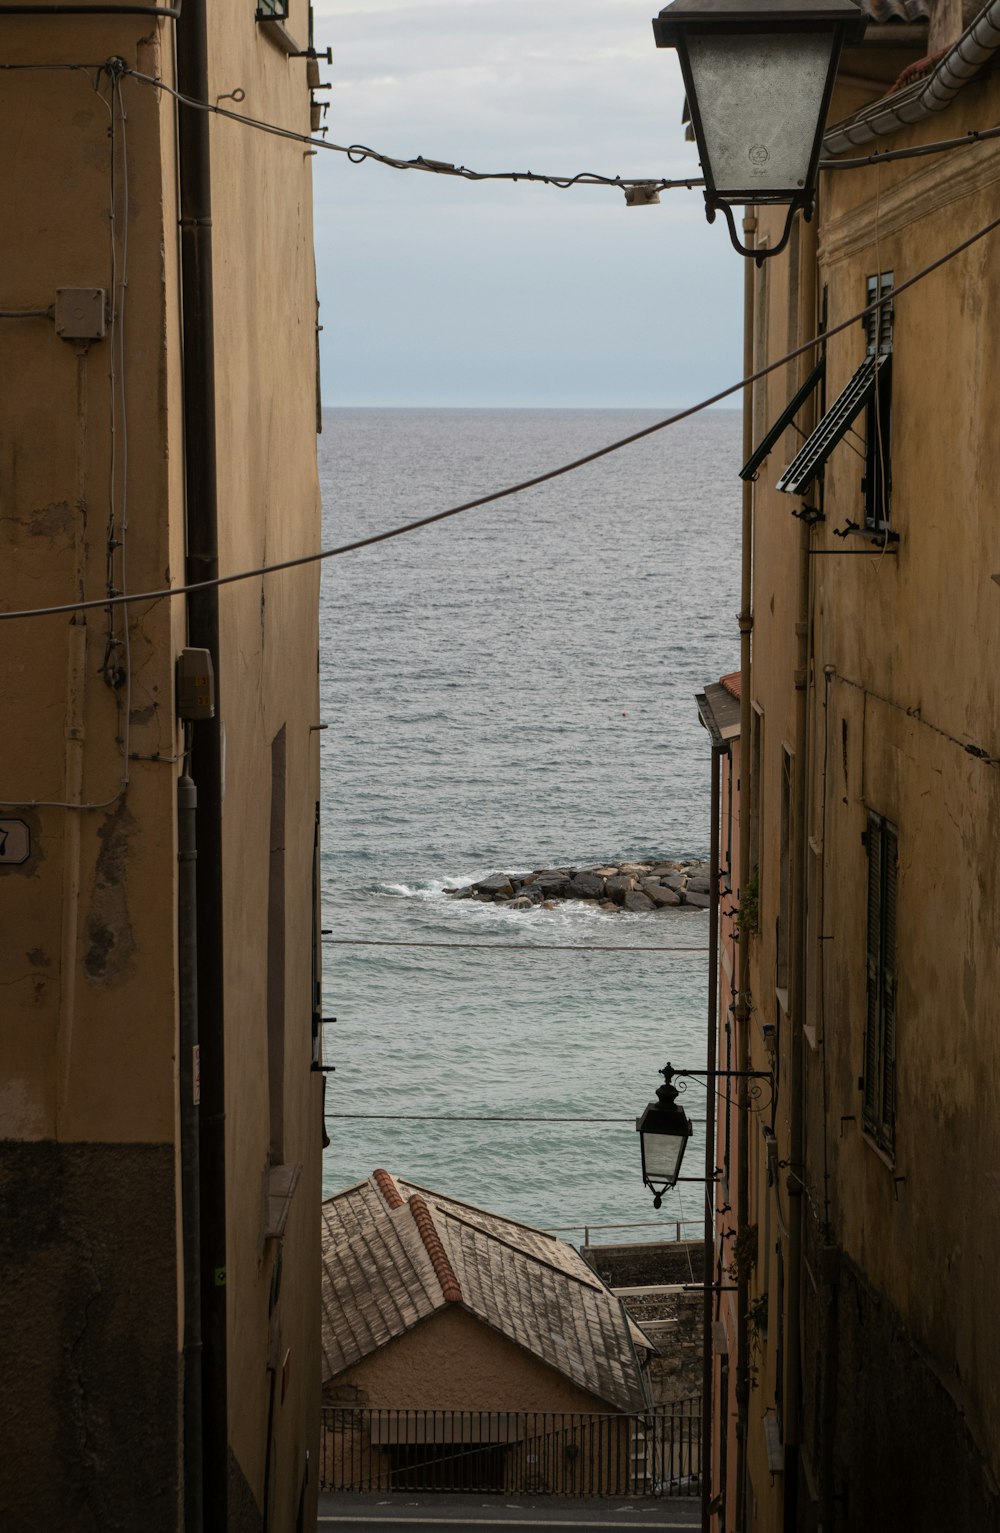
[546, 1218, 705, 1246]
[319, 1399, 700, 1497]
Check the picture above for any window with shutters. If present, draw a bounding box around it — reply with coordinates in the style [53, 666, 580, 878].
[863, 811, 897, 1154]
[776, 273, 893, 523]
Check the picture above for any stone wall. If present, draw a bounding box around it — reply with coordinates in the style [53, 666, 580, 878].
[583, 1241, 705, 1405]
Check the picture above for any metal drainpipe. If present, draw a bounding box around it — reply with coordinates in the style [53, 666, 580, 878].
[178, 774, 204, 1533]
[783, 208, 819, 1533]
[701, 738, 723, 1533]
[734, 207, 756, 1533]
[175, 2, 228, 1526]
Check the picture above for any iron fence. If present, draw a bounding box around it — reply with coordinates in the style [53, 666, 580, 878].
[319, 1399, 700, 1497]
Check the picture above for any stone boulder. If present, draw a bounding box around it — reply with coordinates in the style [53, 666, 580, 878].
[604, 874, 637, 903]
[624, 890, 655, 913]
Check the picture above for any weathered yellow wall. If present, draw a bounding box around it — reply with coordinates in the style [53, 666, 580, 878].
[0, 16, 187, 1529]
[0, 21, 184, 1148]
[736, 56, 1000, 1533]
[0, 4, 322, 1529]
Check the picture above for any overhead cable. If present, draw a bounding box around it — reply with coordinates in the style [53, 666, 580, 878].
[124, 68, 699, 193]
[324, 938, 709, 953]
[4, 202, 1000, 628]
[129, 64, 1000, 185]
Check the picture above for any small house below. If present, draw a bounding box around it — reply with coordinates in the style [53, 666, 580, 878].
[319, 1170, 658, 1494]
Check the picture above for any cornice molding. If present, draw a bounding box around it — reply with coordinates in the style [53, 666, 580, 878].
[818, 144, 1000, 264]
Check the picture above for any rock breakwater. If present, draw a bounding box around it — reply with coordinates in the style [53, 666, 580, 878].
[447, 859, 711, 913]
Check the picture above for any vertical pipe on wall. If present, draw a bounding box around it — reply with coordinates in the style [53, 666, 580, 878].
[175, 1, 227, 1525]
[784, 209, 819, 1533]
[734, 208, 757, 1533]
[702, 739, 722, 1533]
[178, 773, 203, 1533]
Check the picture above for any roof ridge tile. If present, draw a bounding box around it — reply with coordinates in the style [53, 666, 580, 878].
[408, 1194, 463, 1303]
[373, 1168, 404, 1209]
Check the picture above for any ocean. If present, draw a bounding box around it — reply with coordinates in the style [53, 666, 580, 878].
[317, 407, 743, 1241]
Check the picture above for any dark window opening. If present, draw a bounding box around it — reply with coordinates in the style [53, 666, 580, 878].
[776, 747, 792, 991]
[268, 725, 287, 1163]
[387, 1443, 507, 1493]
[863, 811, 897, 1155]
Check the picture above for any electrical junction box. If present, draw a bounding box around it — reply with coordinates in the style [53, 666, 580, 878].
[177, 648, 216, 720]
[54, 288, 106, 341]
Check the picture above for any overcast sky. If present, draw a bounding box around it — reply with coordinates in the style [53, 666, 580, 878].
[310, 0, 743, 407]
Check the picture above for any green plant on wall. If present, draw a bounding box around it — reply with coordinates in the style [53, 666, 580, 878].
[746, 1291, 769, 1389]
[728, 1222, 758, 1285]
[735, 866, 760, 934]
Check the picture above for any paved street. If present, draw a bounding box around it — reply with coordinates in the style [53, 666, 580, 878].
[317, 1491, 701, 1529]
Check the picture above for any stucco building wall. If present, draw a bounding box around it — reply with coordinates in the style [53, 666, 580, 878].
[720, 44, 1000, 1533]
[326, 1305, 625, 1416]
[0, 5, 323, 1529]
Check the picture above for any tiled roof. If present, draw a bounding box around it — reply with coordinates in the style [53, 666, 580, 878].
[861, 0, 929, 20]
[719, 671, 741, 700]
[321, 1172, 654, 1413]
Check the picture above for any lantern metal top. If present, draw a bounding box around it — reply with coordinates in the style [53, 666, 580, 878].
[654, 0, 868, 45]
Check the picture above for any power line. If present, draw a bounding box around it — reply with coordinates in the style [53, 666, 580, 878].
[3, 202, 1000, 627]
[125, 68, 699, 194]
[127, 64, 1000, 189]
[323, 938, 709, 953]
[821, 119, 1000, 171]
[329, 1114, 638, 1123]
[327, 1112, 708, 1126]
[8, 59, 1000, 187]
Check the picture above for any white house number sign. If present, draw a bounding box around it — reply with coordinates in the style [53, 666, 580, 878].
[0, 819, 31, 865]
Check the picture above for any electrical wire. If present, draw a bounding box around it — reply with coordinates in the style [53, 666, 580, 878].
[820, 117, 1000, 171]
[327, 1113, 708, 1126]
[4, 201, 1000, 629]
[834, 668, 999, 762]
[8, 58, 1000, 188]
[322, 938, 710, 953]
[124, 68, 700, 194]
[126, 64, 1000, 190]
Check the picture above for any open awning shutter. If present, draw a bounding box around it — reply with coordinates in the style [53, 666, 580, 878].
[739, 360, 824, 483]
[776, 354, 883, 496]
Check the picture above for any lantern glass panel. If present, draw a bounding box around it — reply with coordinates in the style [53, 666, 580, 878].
[642, 1127, 688, 1185]
[686, 31, 833, 197]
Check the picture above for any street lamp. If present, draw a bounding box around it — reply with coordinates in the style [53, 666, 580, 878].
[652, 0, 867, 257]
[636, 1063, 694, 1207]
[637, 1062, 775, 1204]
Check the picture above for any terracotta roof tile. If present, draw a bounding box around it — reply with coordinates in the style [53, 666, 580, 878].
[320, 1173, 653, 1412]
[373, 1168, 404, 1209]
[408, 1194, 463, 1303]
[720, 670, 741, 699]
